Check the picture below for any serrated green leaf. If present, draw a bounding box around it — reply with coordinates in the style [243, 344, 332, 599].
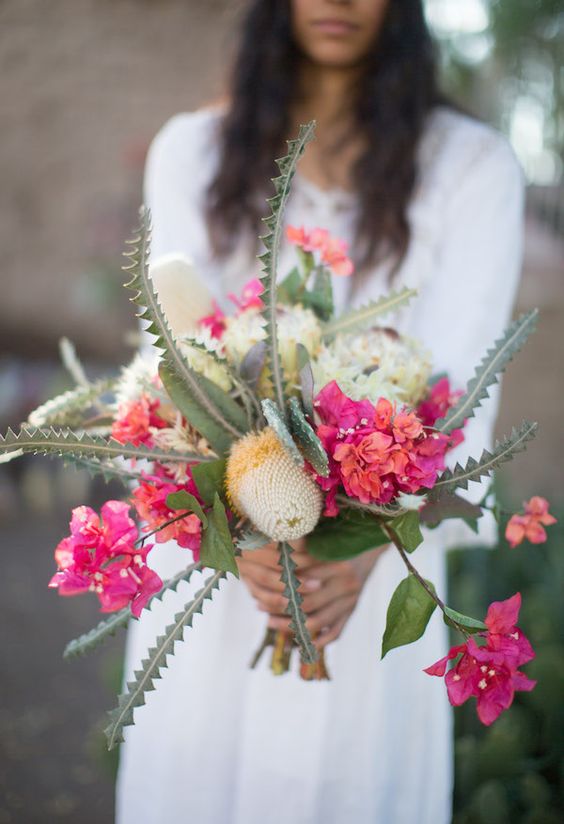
[199, 493, 238, 577]
[443, 606, 486, 633]
[261, 399, 303, 466]
[0, 426, 191, 465]
[287, 397, 328, 476]
[431, 420, 538, 497]
[307, 510, 389, 561]
[389, 511, 423, 553]
[278, 541, 318, 664]
[381, 574, 436, 658]
[258, 122, 316, 411]
[437, 310, 538, 434]
[321, 288, 417, 340]
[165, 491, 208, 527]
[105, 568, 225, 749]
[192, 459, 227, 506]
[27, 378, 114, 428]
[123, 209, 246, 445]
[66, 457, 143, 486]
[63, 561, 200, 659]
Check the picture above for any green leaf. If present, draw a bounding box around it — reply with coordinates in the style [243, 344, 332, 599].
[104, 568, 225, 750]
[123, 209, 246, 446]
[0, 426, 193, 466]
[63, 561, 200, 659]
[165, 491, 208, 527]
[278, 541, 318, 664]
[381, 574, 437, 658]
[192, 459, 227, 506]
[419, 493, 482, 527]
[258, 121, 316, 411]
[199, 493, 238, 577]
[26, 378, 114, 428]
[239, 341, 266, 391]
[389, 511, 423, 553]
[287, 397, 328, 477]
[65, 457, 143, 486]
[302, 267, 334, 321]
[296, 343, 314, 418]
[236, 530, 269, 551]
[277, 266, 302, 304]
[431, 420, 538, 497]
[443, 606, 486, 633]
[261, 399, 303, 466]
[321, 288, 417, 340]
[307, 510, 389, 561]
[437, 309, 538, 434]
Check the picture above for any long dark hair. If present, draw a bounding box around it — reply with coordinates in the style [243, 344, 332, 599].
[206, 0, 442, 274]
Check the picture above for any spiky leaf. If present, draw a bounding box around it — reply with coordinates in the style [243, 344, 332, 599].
[65, 457, 143, 486]
[105, 568, 225, 749]
[321, 288, 417, 340]
[287, 397, 328, 476]
[0, 427, 191, 465]
[431, 420, 538, 497]
[278, 541, 318, 664]
[381, 574, 437, 658]
[123, 208, 246, 447]
[63, 561, 200, 659]
[27, 379, 114, 428]
[258, 122, 316, 411]
[437, 310, 538, 434]
[261, 399, 303, 466]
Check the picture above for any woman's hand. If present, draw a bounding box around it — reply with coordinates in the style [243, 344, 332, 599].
[237, 541, 388, 649]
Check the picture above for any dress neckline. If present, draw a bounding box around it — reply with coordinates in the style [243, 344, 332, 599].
[293, 171, 357, 212]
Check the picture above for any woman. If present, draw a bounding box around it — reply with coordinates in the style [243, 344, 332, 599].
[117, 1, 524, 821]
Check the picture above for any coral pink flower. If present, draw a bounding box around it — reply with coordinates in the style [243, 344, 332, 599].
[424, 593, 536, 726]
[111, 394, 166, 447]
[286, 225, 354, 277]
[200, 301, 227, 339]
[416, 377, 464, 447]
[505, 496, 556, 548]
[131, 474, 203, 559]
[392, 410, 423, 443]
[48, 501, 162, 616]
[227, 278, 264, 312]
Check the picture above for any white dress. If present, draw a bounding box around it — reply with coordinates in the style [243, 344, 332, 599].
[116, 106, 524, 824]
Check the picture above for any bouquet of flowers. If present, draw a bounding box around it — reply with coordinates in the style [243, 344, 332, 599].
[1, 123, 555, 749]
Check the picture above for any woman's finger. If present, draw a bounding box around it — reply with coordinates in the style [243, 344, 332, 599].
[300, 570, 361, 614]
[315, 615, 349, 649]
[305, 594, 358, 635]
[244, 579, 288, 614]
[237, 558, 286, 592]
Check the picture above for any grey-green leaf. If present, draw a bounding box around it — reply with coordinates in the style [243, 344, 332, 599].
[321, 288, 417, 340]
[278, 541, 318, 664]
[287, 397, 328, 477]
[437, 309, 538, 434]
[381, 574, 437, 658]
[261, 399, 303, 466]
[104, 568, 225, 750]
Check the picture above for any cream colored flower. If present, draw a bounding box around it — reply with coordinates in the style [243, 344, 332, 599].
[226, 428, 323, 542]
[312, 327, 432, 406]
[178, 328, 233, 392]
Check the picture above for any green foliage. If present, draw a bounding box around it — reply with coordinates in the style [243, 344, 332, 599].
[389, 511, 424, 553]
[199, 494, 239, 577]
[165, 491, 208, 527]
[287, 396, 329, 477]
[236, 530, 269, 551]
[308, 509, 389, 561]
[192, 459, 227, 506]
[63, 561, 201, 659]
[257, 121, 316, 411]
[449, 504, 564, 822]
[420, 493, 483, 528]
[321, 287, 417, 339]
[26, 378, 114, 428]
[443, 606, 486, 633]
[105, 568, 225, 750]
[296, 343, 314, 418]
[261, 399, 303, 466]
[0, 426, 191, 466]
[278, 541, 318, 664]
[123, 209, 246, 452]
[303, 267, 334, 321]
[381, 574, 437, 658]
[66, 457, 143, 486]
[432, 421, 538, 496]
[437, 310, 538, 434]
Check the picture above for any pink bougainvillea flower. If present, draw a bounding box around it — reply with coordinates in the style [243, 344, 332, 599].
[49, 501, 163, 615]
[286, 225, 354, 277]
[227, 278, 264, 312]
[111, 394, 167, 447]
[200, 300, 227, 339]
[131, 473, 203, 559]
[505, 496, 556, 548]
[424, 593, 536, 726]
[416, 377, 464, 448]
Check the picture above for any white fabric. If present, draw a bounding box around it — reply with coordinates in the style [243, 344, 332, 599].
[116, 106, 524, 824]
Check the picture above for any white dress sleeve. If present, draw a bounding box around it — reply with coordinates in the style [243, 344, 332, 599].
[409, 132, 525, 547]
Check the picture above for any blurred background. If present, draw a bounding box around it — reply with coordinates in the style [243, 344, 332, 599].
[0, 1, 562, 821]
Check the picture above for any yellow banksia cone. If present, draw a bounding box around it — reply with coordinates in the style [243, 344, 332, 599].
[226, 428, 323, 542]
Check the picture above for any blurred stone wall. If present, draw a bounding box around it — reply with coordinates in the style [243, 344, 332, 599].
[1, 0, 232, 360]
